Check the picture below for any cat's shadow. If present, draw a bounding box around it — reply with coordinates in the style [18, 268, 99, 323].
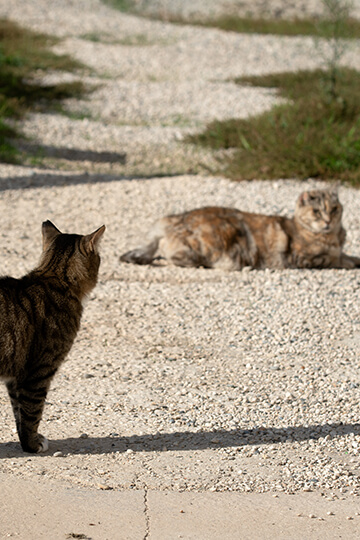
[0, 422, 359, 458]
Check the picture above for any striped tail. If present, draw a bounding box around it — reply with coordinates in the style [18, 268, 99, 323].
[120, 239, 159, 265]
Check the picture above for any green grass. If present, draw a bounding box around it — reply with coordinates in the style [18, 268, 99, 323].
[101, 0, 133, 12]
[193, 15, 360, 38]
[81, 31, 163, 46]
[101, 0, 360, 38]
[188, 68, 360, 184]
[0, 19, 87, 163]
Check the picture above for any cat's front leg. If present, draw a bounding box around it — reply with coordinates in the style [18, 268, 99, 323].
[339, 253, 360, 269]
[16, 381, 49, 453]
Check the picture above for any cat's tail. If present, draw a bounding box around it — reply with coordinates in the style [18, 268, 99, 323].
[120, 238, 160, 265]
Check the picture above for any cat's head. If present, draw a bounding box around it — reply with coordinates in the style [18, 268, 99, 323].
[294, 188, 343, 234]
[40, 221, 105, 298]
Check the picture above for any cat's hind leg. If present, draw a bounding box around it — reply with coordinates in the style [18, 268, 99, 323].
[120, 239, 159, 265]
[6, 380, 21, 437]
[169, 249, 209, 268]
[159, 236, 210, 268]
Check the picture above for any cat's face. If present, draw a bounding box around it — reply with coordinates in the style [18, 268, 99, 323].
[295, 189, 343, 234]
[41, 222, 105, 297]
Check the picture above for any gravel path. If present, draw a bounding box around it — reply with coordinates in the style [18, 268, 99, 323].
[0, 0, 360, 508]
[130, 0, 360, 20]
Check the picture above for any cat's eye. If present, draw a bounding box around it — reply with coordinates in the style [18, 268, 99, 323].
[313, 209, 321, 217]
[331, 208, 338, 215]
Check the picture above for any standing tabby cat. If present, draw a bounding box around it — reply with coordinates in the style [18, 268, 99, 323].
[120, 188, 360, 270]
[0, 221, 105, 453]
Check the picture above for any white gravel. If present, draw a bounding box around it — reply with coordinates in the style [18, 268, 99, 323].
[132, 0, 360, 20]
[0, 0, 360, 500]
[2, 0, 360, 179]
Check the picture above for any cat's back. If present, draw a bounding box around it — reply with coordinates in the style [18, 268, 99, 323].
[165, 206, 242, 223]
[160, 206, 250, 234]
[0, 274, 39, 367]
[0, 272, 72, 310]
[161, 205, 289, 242]
[0, 275, 37, 313]
[0, 272, 81, 347]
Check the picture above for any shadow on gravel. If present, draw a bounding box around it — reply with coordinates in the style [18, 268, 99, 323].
[18, 143, 127, 165]
[1, 422, 360, 457]
[0, 171, 186, 191]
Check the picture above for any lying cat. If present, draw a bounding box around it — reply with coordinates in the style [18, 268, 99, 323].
[0, 221, 105, 453]
[120, 188, 360, 270]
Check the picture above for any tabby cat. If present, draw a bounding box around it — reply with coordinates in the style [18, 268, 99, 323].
[120, 188, 360, 270]
[0, 221, 105, 453]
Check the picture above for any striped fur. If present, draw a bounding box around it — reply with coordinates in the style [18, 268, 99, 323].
[0, 221, 105, 453]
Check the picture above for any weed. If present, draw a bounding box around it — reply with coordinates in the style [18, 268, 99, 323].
[189, 68, 360, 183]
[0, 19, 87, 163]
[101, 0, 134, 12]
[101, 0, 360, 38]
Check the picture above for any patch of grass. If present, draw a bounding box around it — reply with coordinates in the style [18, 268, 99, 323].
[188, 68, 360, 184]
[101, 0, 133, 12]
[0, 19, 82, 75]
[0, 19, 87, 163]
[0, 117, 19, 162]
[81, 31, 161, 46]
[101, 0, 360, 38]
[195, 14, 360, 38]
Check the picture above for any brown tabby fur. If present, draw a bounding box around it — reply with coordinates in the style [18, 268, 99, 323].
[0, 221, 105, 453]
[120, 188, 360, 270]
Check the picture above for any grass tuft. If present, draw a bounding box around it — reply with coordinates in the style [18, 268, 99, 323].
[189, 68, 360, 184]
[101, 0, 134, 13]
[100, 1, 360, 38]
[0, 19, 87, 163]
[194, 14, 360, 38]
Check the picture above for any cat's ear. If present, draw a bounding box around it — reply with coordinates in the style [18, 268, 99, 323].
[329, 183, 340, 201]
[82, 225, 106, 253]
[42, 220, 61, 251]
[298, 191, 310, 206]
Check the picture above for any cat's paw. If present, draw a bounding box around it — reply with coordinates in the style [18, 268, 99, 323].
[37, 435, 49, 453]
[339, 255, 357, 269]
[20, 433, 49, 453]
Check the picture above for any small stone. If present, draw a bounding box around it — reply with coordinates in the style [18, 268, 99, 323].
[98, 484, 111, 490]
[80, 433, 88, 439]
[346, 516, 353, 520]
[327, 511, 334, 516]
[53, 451, 63, 457]
[309, 514, 316, 519]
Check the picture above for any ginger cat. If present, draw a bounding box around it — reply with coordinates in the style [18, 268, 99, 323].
[120, 188, 360, 270]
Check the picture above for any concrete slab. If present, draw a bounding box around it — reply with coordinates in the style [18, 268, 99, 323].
[147, 491, 360, 540]
[2, 473, 360, 539]
[0, 473, 145, 540]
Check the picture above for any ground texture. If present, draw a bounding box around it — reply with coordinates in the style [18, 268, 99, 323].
[1, 1, 360, 537]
